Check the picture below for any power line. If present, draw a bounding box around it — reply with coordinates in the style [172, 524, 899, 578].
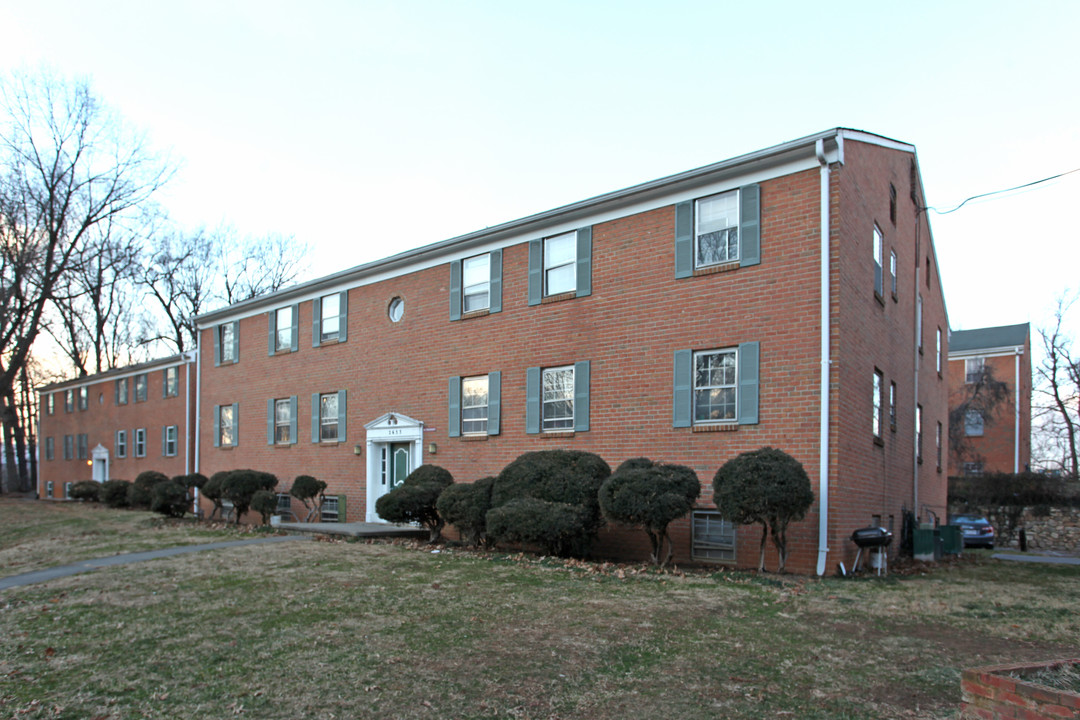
[924, 167, 1080, 215]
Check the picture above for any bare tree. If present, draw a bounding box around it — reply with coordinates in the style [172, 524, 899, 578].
[1035, 298, 1080, 480]
[217, 228, 308, 305]
[0, 69, 170, 490]
[141, 224, 216, 353]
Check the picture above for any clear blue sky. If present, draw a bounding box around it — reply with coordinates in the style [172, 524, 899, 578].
[3, 0, 1078, 342]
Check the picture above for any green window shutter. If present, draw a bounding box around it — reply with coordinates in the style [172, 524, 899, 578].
[740, 184, 761, 267]
[231, 322, 240, 361]
[289, 395, 298, 444]
[338, 291, 348, 342]
[161, 426, 167, 456]
[675, 201, 694, 278]
[337, 389, 347, 441]
[488, 371, 501, 436]
[673, 349, 692, 427]
[114, 381, 119, 405]
[449, 260, 462, 321]
[267, 399, 275, 445]
[290, 304, 299, 352]
[338, 495, 346, 522]
[268, 312, 277, 356]
[162, 369, 167, 398]
[311, 393, 320, 442]
[525, 366, 541, 434]
[232, 402, 240, 446]
[576, 227, 592, 297]
[312, 299, 322, 348]
[213, 406, 221, 448]
[214, 328, 222, 366]
[489, 250, 503, 313]
[738, 341, 760, 425]
[448, 376, 461, 438]
[574, 360, 590, 432]
[527, 240, 542, 306]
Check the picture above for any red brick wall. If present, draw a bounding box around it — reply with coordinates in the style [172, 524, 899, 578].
[38, 359, 196, 498]
[961, 660, 1080, 719]
[198, 138, 949, 574]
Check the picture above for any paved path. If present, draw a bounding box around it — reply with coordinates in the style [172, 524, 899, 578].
[276, 520, 426, 539]
[0, 536, 305, 591]
[993, 552, 1080, 566]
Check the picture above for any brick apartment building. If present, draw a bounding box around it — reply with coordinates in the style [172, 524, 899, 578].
[38, 128, 949, 575]
[37, 354, 197, 499]
[947, 323, 1031, 475]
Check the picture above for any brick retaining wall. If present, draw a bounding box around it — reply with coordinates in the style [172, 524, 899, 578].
[961, 659, 1080, 719]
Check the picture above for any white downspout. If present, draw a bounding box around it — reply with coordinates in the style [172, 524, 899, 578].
[1014, 349, 1021, 472]
[816, 138, 832, 576]
[193, 336, 202, 515]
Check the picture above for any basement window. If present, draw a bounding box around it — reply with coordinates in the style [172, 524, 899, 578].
[692, 510, 735, 563]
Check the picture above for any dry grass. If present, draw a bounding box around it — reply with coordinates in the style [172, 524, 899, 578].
[0, 500, 1078, 719]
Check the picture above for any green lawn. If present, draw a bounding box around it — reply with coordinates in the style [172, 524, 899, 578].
[1, 498, 1077, 719]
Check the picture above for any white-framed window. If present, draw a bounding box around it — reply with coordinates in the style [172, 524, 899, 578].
[890, 249, 897, 297]
[44, 437, 54, 461]
[321, 495, 340, 522]
[543, 232, 577, 297]
[873, 370, 883, 439]
[963, 462, 984, 476]
[889, 381, 897, 431]
[462, 254, 491, 313]
[135, 428, 146, 458]
[936, 421, 943, 471]
[461, 375, 489, 435]
[964, 409, 984, 437]
[219, 322, 237, 363]
[116, 430, 127, 459]
[275, 306, 293, 351]
[915, 405, 923, 462]
[873, 225, 884, 297]
[163, 425, 178, 457]
[64, 482, 72, 499]
[319, 294, 340, 343]
[164, 367, 179, 398]
[319, 393, 339, 442]
[276, 493, 292, 515]
[63, 435, 73, 460]
[218, 404, 237, 447]
[77, 433, 88, 460]
[936, 328, 942, 374]
[135, 373, 147, 402]
[695, 189, 740, 268]
[78, 386, 88, 411]
[542, 366, 574, 431]
[46, 393, 55, 415]
[46, 480, 54, 497]
[64, 389, 74, 412]
[694, 349, 737, 424]
[275, 398, 293, 444]
[692, 510, 735, 563]
[965, 357, 984, 384]
[116, 378, 128, 405]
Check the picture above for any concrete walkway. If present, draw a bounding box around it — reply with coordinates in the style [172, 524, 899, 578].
[0, 536, 304, 591]
[276, 520, 426, 539]
[992, 552, 1080, 566]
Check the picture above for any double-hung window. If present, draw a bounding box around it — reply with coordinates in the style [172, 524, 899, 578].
[44, 437, 54, 461]
[63, 435, 73, 460]
[964, 409, 984, 437]
[135, 374, 147, 402]
[269, 396, 297, 445]
[46, 393, 54, 415]
[936, 328, 942, 374]
[216, 321, 239, 365]
[936, 422, 943, 471]
[78, 387, 88, 411]
[965, 357, 984, 384]
[525, 363, 590, 433]
[675, 184, 760, 277]
[135, 428, 147, 458]
[64, 390, 74, 412]
[164, 367, 179, 398]
[215, 404, 238, 447]
[542, 366, 575, 431]
[269, 305, 299, 354]
[314, 292, 348, 346]
[873, 370, 884, 439]
[889, 381, 897, 431]
[116, 378, 128, 405]
[163, 425, 178, 457]
[311, 391, 347, 443]
[873, 225, 884, 298]
[527, 229, 592, 304]
[448, 373, 501, 437]
[890, 249, 898, 299]
[450, 251, 502, 319]
[77, 433, 88, 460]
[915, 405, 923, 462]
[116, 430, 127, 458]
[673, 343, 760, 427]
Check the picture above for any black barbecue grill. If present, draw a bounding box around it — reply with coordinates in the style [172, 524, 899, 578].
[851, 526, 893, 576]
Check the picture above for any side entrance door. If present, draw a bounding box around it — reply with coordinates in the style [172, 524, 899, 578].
[389, 442, 411, 490]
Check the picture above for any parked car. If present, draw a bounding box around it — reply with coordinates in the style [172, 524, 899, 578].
[948, 514, 995, 548]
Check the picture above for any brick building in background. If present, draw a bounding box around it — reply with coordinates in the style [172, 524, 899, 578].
[37, 353, 197, 498]
[191, 128, 949, 575]
[947, 323, 1031, 476]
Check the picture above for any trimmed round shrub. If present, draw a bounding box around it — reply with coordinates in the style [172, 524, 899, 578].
[69, 480, 102, 502]
[712, 447, 813, 573]
[436, 476, 495, 547]
[203, 472, 228, 520]
[488, 450, 611, 557]
[290, 474, 327, 520]
[221, 469, 278, 524]
[486, 497, 593, 557]
[251, 489, 278, 525]
[375, 464, 454, 543]
[599, 458, 700, 567]
[174, 473, 208, 491]
[128, 470, 169, 509]
[151, 479, 190, 518]
[101, 479, 131, 508]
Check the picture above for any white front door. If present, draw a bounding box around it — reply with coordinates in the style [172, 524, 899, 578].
[363, 413, 424, 522]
